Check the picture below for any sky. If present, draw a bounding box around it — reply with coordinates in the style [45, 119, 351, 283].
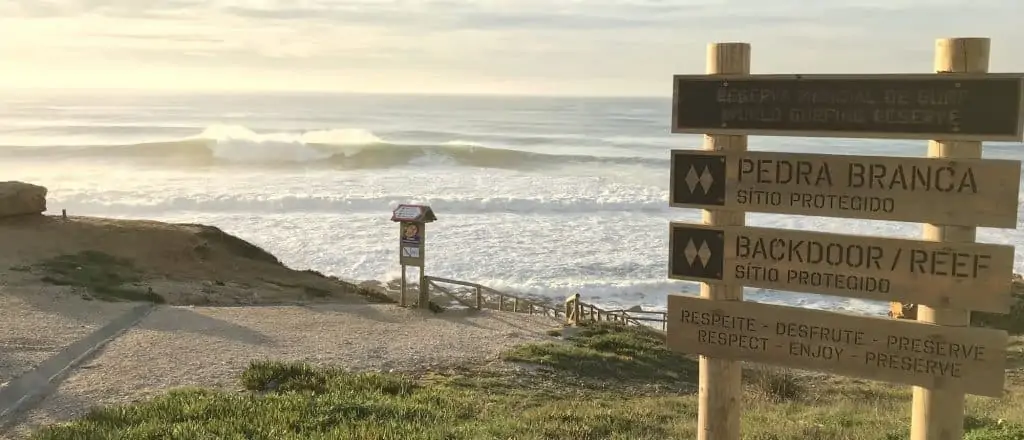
[1, 0, 1023, 96]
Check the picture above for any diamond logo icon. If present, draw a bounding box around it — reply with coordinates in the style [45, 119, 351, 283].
[683, 165, 715, 194]
[698, 165, 713, 192]
[671, 224, 724, 281]
[685, 167, 701, 193]
[697, 241, 712, 265]
[684, 239, 699, 265]
[683, 238, 713, 268]
[673, 153, 724, 206]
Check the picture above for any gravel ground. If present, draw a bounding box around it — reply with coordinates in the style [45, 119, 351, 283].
[0, 288, 137, 387]
[3, 303, 561, 439]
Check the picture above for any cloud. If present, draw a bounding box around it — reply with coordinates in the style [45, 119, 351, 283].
[1, 0, 1021, 95]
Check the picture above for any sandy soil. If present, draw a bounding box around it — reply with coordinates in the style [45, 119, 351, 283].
[3, 303, 559, 439]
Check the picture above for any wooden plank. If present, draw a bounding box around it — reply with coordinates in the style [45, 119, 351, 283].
[666, 295, 1008, 397]
[672, 73, 1024, 141]
[667, 223, 1014, 313]
[425, 276, 479, 288]
[669, 150, 1021, 228]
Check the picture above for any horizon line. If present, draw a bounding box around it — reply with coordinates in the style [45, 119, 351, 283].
[0, 86, 669, 100]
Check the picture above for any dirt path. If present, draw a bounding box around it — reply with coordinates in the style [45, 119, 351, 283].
[2, 303, 560, 439]
[0, 288, 138, 388]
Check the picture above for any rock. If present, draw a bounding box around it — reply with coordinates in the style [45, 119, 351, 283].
[0, 181, 47, 218]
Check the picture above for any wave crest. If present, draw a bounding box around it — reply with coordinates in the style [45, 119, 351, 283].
[2, 124, 666, 170]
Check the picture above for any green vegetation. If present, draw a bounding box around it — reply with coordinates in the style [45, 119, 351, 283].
[972, 283, 1024, 335]
[503, 322, 697, 389]
[34, 251, 164, 303]
[27, 322, 1024, 440]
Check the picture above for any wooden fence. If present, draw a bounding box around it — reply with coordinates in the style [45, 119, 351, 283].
[563, 293, 668, 331]
[423, 276, 563, 318]
[402, 277, 668, 331]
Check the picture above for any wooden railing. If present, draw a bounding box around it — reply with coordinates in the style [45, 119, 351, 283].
[564, 293, 668, 331]
[388, 276, 666, 329]
[423, 276, 563, 318]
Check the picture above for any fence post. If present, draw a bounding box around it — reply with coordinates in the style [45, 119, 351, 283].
[909, 37, 989, 440]
[400, 266, 408, 307]
[475, 286, 482, 310]
[564, 294, 580, 324]
[696, 42, 750, 440]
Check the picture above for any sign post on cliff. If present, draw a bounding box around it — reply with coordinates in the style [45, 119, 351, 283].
[666, 38, 1021, 440]
[390, 204, 437, 308]
[910, 37, 995, 440]
[689, 41, 751, 440]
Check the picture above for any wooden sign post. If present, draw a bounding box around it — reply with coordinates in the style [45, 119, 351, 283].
[911, 37, 990, 440]
[696, 42, 750, 440]
[667, 38, 1021, 440]
[390, 204, 437, 309]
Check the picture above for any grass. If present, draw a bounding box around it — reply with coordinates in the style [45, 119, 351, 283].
[503, 322, 698, 389]
[33, 251, 164, 303]
[26, 322, 1024, 440]
[973, 288, 1024, 335]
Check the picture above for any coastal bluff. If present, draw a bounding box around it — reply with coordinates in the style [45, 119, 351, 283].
[0, 181, 384, 307]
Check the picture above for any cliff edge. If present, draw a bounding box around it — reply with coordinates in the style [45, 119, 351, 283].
[0, 213, 388, 306]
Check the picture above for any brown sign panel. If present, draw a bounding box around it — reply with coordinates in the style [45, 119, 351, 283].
[668, 223, 1014, 313]
[399, 221, 425, 267]
[666, 295, 1008, 397]
[669, 150, 1021, 228]
[672, 73, 1024, 141]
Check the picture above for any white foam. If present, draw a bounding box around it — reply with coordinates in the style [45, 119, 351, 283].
[192, 124, 384, 163]
[441, 140, 486, 147]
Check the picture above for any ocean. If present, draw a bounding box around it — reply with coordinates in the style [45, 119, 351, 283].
[3, 90, 1023, 316]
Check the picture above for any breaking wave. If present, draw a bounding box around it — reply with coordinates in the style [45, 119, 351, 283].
[0, 124, 665, 170]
